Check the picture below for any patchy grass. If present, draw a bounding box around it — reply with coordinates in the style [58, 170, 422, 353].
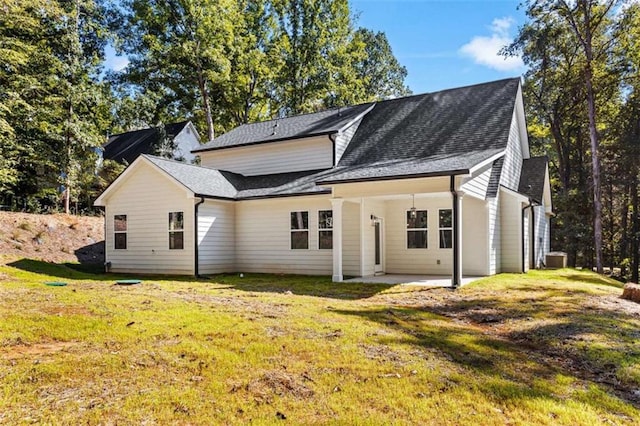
[0, 259, 639, 425]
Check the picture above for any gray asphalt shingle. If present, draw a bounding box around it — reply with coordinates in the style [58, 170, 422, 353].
[193, 104, 374, 152]
[143, 79, 522, 199]
[518, 156, 548, 203]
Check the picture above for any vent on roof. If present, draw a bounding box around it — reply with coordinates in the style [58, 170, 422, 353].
[272, 120, 278, 136]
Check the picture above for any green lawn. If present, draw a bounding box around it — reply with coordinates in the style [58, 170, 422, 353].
[1, 257, 639, 425]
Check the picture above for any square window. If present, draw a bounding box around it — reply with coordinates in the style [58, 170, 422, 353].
[291, 231, 309, 249]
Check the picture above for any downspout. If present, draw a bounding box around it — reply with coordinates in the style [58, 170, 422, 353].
[450, 176, 460, 288]
[522, 200, 534, 273]
[194, 197, 205, 277]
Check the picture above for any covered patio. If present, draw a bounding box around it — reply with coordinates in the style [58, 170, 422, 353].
[343, 274, 482, 287]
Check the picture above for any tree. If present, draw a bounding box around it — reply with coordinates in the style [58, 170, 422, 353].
[351, 28, 411, 100]
[120, 0, 240, 141]
[510, 0, 623, 271]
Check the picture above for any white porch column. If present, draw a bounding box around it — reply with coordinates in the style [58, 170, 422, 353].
[331, 198, 344, 282]
[451, 177, 463, 288]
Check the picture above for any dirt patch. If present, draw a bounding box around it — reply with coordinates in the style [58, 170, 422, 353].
[622, 284, 640, 304]
[0, 341, 76, 360]
[242, 370, 315, 403]
[0, 212, 104, 264]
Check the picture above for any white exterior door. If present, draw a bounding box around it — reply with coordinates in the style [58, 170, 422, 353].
[374, 220, 384, 274]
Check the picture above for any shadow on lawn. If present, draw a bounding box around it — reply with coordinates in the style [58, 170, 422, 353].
[334, 293, 640, 409]
[215, 273, 395, 300]
[5, 258, 198, 283]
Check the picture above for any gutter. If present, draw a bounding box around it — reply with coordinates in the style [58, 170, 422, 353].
[317, 169, 469, 186]
[450, 176, 460, 289]
[194, 197, 205, 277]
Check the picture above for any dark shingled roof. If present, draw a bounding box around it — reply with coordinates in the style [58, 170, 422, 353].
[319, 78, 520, 183]
[192, 103, 374, 152]
[136, 79, 523, 199]
[104, 121, 191, 165]
[145, 155, 238, 199]
[486, 157, 504, 198]
[518, 156, 548, 203]
[144, 155, 332, 200]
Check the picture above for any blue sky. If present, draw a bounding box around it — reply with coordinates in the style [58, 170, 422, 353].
[105, 0, 527, 95]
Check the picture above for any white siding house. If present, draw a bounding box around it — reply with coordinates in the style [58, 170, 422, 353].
[96, 78, 552, 285]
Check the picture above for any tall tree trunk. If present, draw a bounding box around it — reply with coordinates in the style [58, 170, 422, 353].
[584, 40, 603, 274]
[632, 175, 639, 283]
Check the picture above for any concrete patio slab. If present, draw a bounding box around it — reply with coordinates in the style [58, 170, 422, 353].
[343, 274, 482, 287]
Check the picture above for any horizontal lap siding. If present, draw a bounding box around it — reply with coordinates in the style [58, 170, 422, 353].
[105, 162, 194, 275]
[343, 201, 361, 276]
[198, 137, 333, 175]
[488, 195, 501, 274]
[384, 197, 454, 275]
[500, 109, 524, 190]
[462, 197, 489, 276]
[198, 201, 235, 274]
[461, 165, 491, 200]
[235, 197, 333, 275]
[335, 119, 363, 164]
[500, 191, 522, 273]
[533, 205, 550, 268]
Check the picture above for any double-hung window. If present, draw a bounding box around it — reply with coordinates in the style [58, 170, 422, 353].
[439, 209, 453, 249]
[407, 210, 428, 249]
[318, 210, 333, 249]
[114, 215, 127, 250]
[169, 212, 184, 250]
[290, 211, 309, 249]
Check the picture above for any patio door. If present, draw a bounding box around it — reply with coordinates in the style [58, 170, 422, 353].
[374, 219, 384, 274]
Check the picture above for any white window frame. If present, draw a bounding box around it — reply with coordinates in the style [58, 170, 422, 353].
[406, 209, 428, 249]
[114, 214, 127, 250]
[169, 211, 184, 250]
[318, 210, 333, 250]
[439, 209, 453, 249]
[290, 211, 309, 250]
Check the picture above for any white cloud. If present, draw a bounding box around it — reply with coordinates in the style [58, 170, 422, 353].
[459, 17, 524, 72]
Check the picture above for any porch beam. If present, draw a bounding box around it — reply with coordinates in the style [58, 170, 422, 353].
[331, 198, 344, 282]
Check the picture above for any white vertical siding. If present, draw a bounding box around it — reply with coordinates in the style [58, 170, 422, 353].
[461, 196, 489, 276]
[197, 201, 235, 274]
[342, 201, 361, 277]
[461, 164, 492, 200]
[334, 118, 363, 164]
[500, 190, 523, 273]
[104, 161, 194, 275]
[198, 137, 333, 175]
[500, 109, 524, 191]
[234, 197, 333, 275]
[487, 195, 501, 274]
